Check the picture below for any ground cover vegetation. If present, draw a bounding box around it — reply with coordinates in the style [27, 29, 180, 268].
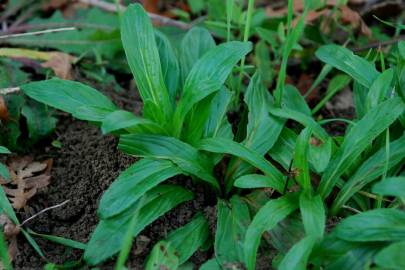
[1, 0, 405, 269]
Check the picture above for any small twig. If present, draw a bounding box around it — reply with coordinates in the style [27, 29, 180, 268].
[78, 0, 192, 30]
[352, 35, 405, 52]
[0, 27, 76, 39]
[0, 22, 115, 35]
[342, 205, 362, 214]
[0, 87, 20, 95]
[20, 200, 70, 226]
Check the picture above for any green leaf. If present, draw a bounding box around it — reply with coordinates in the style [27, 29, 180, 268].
[101, 110, 165, 135]
[293, 128, 312, 191]
[203, 87, 233, 138]
[199, 258, 221, 270]
[299, 192, 325, 239]
[234, 174, 285, 193]
[308, 137, 332, 174]
[145, 241, 179, 270]
[353, 81, 368, 118]
[0, 146, 11, 154]
[215, 196, 250, 267]
[311, 74, 352, 114]
[278, 236, 317, 270]
[0, 186, 18, 224]
[0, 230, 12, 270]
[174, 41, 251, 135]
[5, 9, 120, 58]
[84, 185, 193, 265]
[374, 241, 405, 270]
[118, 134, 218, 190]
[121, 4, 172, 123]
[315, 44, 380, 88]
[283, 85, 311, 116]
[21, 229, 45, 258]
[269, 107, 329, 142]
[318, 97, 405, 198]
[21, 103, 57, 142]
[334, 208, 405, 242]
[155, 30, 180, 101]
[21, 78, 116, 121]
[331, 134, 405, 214]
[372, 177, 405, 198]
[244, 193, 299, 270]
[28, 230, 86, 250]
[197, 138, 284, 187]
[0, 163, 10, 181]
[268, 127, 297, 169]
[98, 159, 181, 219]
[179, 27, 216, 89]
[163, 213, 209, 264]
[366, 68, 394, 110]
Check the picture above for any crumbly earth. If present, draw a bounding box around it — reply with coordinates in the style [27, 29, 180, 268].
[12, 84, 215, 269]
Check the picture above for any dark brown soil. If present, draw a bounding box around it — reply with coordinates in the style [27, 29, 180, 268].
[12, 83, 214, 269]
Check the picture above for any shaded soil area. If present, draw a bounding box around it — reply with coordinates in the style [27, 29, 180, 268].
[12, 84, 214, 269]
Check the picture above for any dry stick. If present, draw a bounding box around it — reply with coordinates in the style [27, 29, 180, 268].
[20, 200, 70, 226]
[0, 87, 21, 95]
[0, 22, 115, 35]
[0, 27, 76, 39]
[78, 0, 192, 30]
[352, 34, 405, 52]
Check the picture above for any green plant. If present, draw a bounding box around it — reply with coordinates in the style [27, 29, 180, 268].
[11, 4, 405, 270]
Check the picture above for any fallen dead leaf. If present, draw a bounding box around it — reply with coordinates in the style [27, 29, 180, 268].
[0, 96, 9, 122]
[41, 52, 75, 80]
[339, 5, 371, 37]
[0, 214, 19, 261]
[0, 156, 52, 210]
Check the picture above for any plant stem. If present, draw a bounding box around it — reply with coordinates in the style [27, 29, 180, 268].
[236, 0, 254, 102]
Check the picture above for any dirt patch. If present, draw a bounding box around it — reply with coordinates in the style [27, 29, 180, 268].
[12, 84, 213, 269]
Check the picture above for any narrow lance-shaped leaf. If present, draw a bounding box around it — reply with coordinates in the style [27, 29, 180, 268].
[179, 27, 216, 89]
[293, 128, 312, 191]
[229, 73, 284, 185]
[372, 177, 405, 198]
[215, 196, 250, 267]
[84, 185, 193, 265]
[155, 30, 179, 102]
[119, 134, 219, 190]
[366, 68, 394, 110]
[299, 192, 325, 239]
[197, 138, 284, 188]
[334, 208, 405, 242]
[374, 241, 405, 270]
[101, 110, 166, 135]
[98, 159, 182, 219]
[331, 134, 405, 214]
[234, 174, 285, 193]
[157, 213, 209, 265]
[21, 79, 116, 121]
[278, 236, 317, 270]
[173, 41, 252, 136]
[318, 97, 405, 199]
[145, 241, 179, 270]
[315, 44, 380, 88]
[244, 193, 299, 270]
[121, 4, 172, 123]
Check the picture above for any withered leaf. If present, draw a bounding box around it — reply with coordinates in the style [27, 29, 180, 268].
[0, 157, 52, 210]
[41, 52, 75, 80]
[0, 96, 9, 122]
[0, 214, 19, 261]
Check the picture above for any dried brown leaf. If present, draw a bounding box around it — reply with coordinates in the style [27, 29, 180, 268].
[0, 157, 52, 210]
[41, 52, 75, 80]
[339, 6, 371, 37]
[0, 96, 9, 122]
[0, 214, 19, 261]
